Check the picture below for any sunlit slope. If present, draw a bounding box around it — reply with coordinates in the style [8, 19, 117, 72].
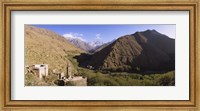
[25, 25, 84, 73]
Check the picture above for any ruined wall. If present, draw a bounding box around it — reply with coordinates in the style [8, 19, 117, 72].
[66, 77, 87, 86]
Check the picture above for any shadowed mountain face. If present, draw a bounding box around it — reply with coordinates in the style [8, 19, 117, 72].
[77, 30, 175, 73]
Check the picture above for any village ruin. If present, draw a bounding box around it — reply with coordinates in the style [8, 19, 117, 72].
[53, 63, 87, 86]
[26, 64, 48, 79]
[26, 63, 87, 86]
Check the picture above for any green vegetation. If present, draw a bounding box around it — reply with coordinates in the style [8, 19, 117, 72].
[76, 67, 174, 86]
[70, 55, 175, 86]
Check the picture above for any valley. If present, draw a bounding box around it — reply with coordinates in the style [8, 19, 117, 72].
[25, 25, 175, 86]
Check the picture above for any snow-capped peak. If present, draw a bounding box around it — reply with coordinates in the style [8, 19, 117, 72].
[88, 40, 104, 47]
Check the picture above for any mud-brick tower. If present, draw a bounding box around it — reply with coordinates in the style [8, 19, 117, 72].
[66, 62, 72, 79]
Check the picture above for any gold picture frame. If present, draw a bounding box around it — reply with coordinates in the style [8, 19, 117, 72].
[0, 0, 199, 110]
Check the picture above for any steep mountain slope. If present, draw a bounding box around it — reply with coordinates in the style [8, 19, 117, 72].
[80, 29, 175, 73]
[25, 25, 84, 73]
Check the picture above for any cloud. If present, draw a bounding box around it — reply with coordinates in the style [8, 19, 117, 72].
[63, 32, 85, 41]
[95, 33, 101, 40]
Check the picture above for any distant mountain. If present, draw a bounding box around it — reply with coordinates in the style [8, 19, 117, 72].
[64, 36, 106, 52]
[77, 29, 175, 73]
[88, 40, 104, 48]
[25, 25, 83, 73]
[89, 40, 115, 53]
[65, 37, 94, 51]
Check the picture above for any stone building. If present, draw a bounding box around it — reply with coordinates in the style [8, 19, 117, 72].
[26, 64, 48, 79]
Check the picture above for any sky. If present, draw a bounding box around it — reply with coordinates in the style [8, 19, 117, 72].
[33, 24, 175, 43]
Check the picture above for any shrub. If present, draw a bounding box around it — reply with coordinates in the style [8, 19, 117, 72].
[156, 71, 175, 86]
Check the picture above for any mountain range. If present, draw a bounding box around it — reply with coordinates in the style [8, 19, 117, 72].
[77, 29, 175, 73]
[25, 25, 175, 74]
[64, 36, 105, 52]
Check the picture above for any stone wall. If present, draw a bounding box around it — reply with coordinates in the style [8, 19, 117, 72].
[66, 77, 87, 86]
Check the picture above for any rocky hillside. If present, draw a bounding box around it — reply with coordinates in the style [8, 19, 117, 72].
[79, 30, 175, 73]
[25, 25, 84, 73]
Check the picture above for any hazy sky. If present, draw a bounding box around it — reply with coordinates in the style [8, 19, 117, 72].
[33, 24, 175, 43]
